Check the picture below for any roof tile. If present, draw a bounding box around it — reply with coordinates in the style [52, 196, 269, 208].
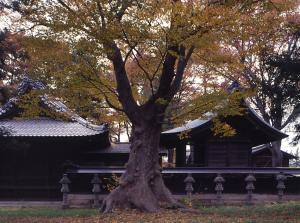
[0, 119, 105, 137]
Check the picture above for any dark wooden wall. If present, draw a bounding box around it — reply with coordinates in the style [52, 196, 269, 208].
[252, 150, 290, 167]
[0, 135, 108, 200]
[172, 135, 252, 168]
[206, 139, 251, 167]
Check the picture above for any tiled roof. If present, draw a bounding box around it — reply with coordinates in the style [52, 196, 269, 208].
[0, 77, 107, 137]
[162, 104, 288, 141]
[0, 119, 105, 137]
[162, 119, 209, 134]
[162, 112, 213, 134]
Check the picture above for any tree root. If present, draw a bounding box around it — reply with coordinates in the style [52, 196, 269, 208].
[101, 184, 158, 213]
[178, 207, 201, 214]
[100, 177, 183, 213]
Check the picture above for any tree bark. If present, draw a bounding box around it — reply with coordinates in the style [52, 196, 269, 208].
[101, 119, 179, 213]
[270, 140, 283, 167]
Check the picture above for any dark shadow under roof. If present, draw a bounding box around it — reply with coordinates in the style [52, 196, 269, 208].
[86, 143, 168, 155]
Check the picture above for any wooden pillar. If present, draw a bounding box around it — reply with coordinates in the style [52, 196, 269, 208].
[193, 144, 200, 166]
[193, 143, 205, 166]
[175, 143, 186, 167]
[167, 148, 174, 164]
[189, 145, 194, 165]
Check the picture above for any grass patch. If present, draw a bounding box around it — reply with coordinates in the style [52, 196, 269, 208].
[0, 208, 98, 217]
[195, 201, 300, 217]
[0, 201, 299, 222]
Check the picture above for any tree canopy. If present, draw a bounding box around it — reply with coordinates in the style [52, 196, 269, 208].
[0, 29, 28, 104]
[2, 0, 299, 212]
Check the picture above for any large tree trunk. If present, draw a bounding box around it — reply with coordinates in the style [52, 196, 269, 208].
[101, 120, 179, 213]
[270, 140, 283, 167]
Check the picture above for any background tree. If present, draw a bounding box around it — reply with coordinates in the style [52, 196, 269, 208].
[196, 4, 300, 166]
[239, 18, 300, 167]
[6, 0, 296, 212]
[294, 123, 300, 145]
[257, 30, 300, 166]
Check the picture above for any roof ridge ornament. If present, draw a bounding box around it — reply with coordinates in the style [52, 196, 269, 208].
[16, 76, 46, 96]
[0, 77, 46, 117]
[227, 80, 241, 93]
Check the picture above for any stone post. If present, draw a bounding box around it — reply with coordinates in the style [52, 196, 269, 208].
[91, 173, 102, 208]
[245, 174, 256, 204]
[59, 174, 71, 209]
[276, 172, 286, 202]
[184, 173, 195, 203]
[214, 174, 225, 205]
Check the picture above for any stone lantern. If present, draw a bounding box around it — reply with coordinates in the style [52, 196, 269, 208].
[59, 174, 71, 209]
[276, 172, 287, 202]
[91, 173, 102, 208]
[214, 174, 225, 204]
[245, 174, 256, 204]
[184, 173, 195, 202]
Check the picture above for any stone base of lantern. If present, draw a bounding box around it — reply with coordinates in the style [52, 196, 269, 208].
[52, 193, 300, 208]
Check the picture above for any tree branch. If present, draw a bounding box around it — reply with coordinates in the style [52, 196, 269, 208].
[106, 42, 139, 122]
[76, 72, 124, 112]
[96, 0, 106, 28]
[281, 104, 300, 129]
[153, 46, 178, 99]
[167, 46, 194, 100]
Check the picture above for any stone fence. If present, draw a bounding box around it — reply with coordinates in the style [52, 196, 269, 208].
[60, 167, 300, 208]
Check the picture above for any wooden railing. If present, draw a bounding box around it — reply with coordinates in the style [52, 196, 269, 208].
[60, 166, 300, 208]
